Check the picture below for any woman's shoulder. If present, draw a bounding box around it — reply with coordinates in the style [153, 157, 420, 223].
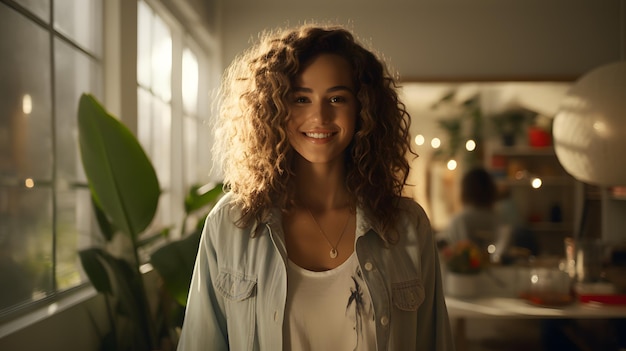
[203, 192, 256, 243]
[203, 192, 242, 232]
[395, 196, 431, 231]
[397, 196, 428, 219]
[205, 192, 272, 238]
[207, 192, 240, 218]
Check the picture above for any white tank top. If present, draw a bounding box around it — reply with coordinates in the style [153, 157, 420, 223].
[284, 253, 377, 351]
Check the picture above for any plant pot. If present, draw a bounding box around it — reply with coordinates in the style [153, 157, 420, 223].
[501, 132, 516, 147]
[445, 272, 483, 298]
[528, 126, 551, 147]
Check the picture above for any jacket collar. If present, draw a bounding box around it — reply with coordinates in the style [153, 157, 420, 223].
[262, 202, 379, 241]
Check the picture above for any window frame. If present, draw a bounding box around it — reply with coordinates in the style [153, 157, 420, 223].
[0, 0, 220, 334]
[0, 0, 104, 324]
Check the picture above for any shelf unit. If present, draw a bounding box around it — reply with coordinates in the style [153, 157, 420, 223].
[486, 144, 581, 256]
[566, 180, 626, 242]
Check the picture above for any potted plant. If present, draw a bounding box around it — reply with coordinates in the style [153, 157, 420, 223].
[441, 240, 488, 297]
[432, 92, 484, 165]
[490, 108, 534, 147]
[77, 93, 222, 350]
[441, 240, 487, 275]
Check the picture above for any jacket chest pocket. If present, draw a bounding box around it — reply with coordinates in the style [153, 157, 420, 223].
[217, 270, 257, 300]
[391, 279, 424, 311]
[216, 270, 257, 349]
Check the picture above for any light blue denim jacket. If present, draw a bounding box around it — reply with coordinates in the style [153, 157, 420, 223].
[178, 193, 454, 350]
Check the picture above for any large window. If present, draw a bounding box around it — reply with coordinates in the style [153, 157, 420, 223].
[137, 0, 174, 232]
[0, 0, 103, 314]
[137, 0, 216, 237]
[0, 0, 217, 326]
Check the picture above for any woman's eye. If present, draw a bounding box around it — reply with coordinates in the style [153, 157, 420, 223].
[293, 96, 309, 103]
[330, 96, 346, 103]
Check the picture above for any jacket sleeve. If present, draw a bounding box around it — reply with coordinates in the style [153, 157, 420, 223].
[415, 210, 456, 351]
[177, 214, 229, 351]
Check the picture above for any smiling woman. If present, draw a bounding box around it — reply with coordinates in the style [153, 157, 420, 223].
[177, 24, 454, 351]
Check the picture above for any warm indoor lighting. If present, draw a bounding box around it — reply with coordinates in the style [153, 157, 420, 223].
[531, 177, 542, 189]
[465, 139, 476, 151]
[22, 94, 32, 114]
[414, 134, 425, 146]
[446, 159, 457, 171]
[24, 178, 34, 188]
[531, 274, 539, 284]
[431, 137, 441, 149]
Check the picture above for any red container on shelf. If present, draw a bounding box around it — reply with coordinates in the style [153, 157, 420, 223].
[528, 126, 552, 147]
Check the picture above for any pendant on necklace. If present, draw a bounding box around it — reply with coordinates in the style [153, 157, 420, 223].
[330, 248, 338, 258]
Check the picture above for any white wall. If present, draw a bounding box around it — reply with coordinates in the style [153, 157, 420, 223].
[220, 0, 624, 80]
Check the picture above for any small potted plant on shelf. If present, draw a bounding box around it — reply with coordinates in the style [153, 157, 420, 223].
[441, 240, 488, 297]
[490, 108, 534, 147]
[442, 239, 487, 275]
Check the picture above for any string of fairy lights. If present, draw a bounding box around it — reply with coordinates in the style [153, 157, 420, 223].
[413, 133, 545, 190]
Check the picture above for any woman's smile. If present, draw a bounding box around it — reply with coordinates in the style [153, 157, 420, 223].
[302, 130, 339, 143]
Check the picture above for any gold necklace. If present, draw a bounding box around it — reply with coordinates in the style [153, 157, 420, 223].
[306, 207, 352, 259]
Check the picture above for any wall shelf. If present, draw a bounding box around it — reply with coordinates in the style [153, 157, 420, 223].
[486, 141, 580, 256]
[490, 146, 556, 157]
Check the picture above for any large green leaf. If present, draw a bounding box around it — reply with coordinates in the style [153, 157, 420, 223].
[78, 93, 160, 239]
[91, 196, 116, 242]
[79, 248, 113, 294]
[150, 230, 202, 306]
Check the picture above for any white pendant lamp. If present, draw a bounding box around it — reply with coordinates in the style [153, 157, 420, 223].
[553, 61, 626, 186]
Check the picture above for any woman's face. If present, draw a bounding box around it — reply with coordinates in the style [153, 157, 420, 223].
[287, 53, 358, 165]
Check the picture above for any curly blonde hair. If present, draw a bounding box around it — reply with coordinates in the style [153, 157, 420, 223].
[214, 24, 415, 242]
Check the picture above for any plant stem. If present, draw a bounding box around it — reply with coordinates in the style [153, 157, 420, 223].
[131, 232, 159, 350]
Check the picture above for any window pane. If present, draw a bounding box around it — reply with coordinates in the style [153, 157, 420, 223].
[0, 185, 53, 311]
[182, 49, 198, 115]
[183, 115, 198, 189]
[55, 188, 96, 291]
[137, 0, 152, 88]
[151, 15, 171, 101]
[53, 0, 102, 56]
[198, 113, 215, 181]
[152, 98, 171, 187]
[13, 0, 50, 23]
[54, 37, 102, 183]
[137, 87, 153, 155]
[0, 4, 53, 181]
[0, 0, 104, 317]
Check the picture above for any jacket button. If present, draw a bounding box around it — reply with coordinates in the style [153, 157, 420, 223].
[380, 316, 389, 326]
[364, 262, 373, 271]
